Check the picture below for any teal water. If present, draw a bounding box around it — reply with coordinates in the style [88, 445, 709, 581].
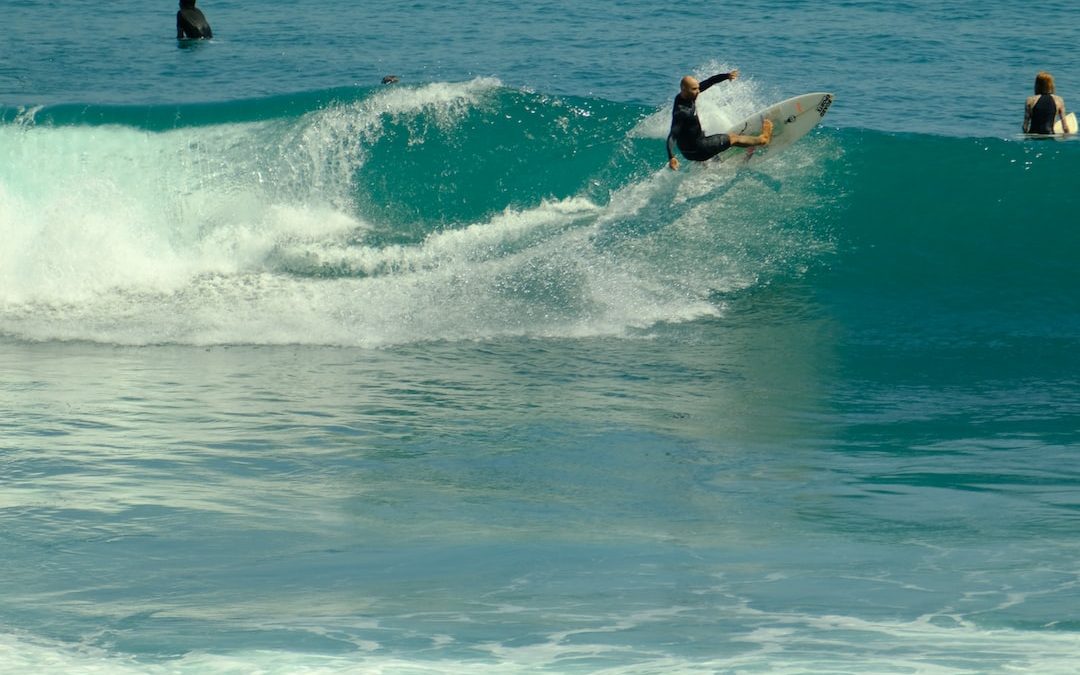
[3, 2, 1080, 673]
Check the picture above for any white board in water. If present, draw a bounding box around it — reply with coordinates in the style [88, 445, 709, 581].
[1054, 111, 1077, 134]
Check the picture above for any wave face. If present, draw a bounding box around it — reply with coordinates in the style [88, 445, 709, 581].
[2, 80, 1077, 346]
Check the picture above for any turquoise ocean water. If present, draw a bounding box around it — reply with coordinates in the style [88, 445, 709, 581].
[3, 1, 1080, 672]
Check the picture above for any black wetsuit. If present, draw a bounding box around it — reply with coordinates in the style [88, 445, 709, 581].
[1029, 94, 1057, 135]
[177, 8, 213, 39]
[666, 72, 734, 162]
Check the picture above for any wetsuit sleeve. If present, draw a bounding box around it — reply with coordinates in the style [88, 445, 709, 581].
[698, 72, 733, 94]
[667, 109, 684, 160]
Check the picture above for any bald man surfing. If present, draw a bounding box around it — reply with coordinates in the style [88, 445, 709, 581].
[666, 70, 772, 170]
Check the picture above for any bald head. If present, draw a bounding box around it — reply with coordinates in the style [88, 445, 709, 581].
[679, 76, 701, 100]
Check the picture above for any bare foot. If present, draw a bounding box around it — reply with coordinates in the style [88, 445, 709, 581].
[759, 119, 773, 145]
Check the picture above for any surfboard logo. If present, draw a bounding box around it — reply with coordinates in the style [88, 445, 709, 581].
[816, 95, 833, 117]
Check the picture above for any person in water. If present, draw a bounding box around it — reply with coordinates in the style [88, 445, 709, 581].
[177, 0, 213, 40]
[667, 70, 772, 170]
[1024, 71, 1069, 134]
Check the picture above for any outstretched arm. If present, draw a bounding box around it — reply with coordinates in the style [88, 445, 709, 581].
[698, 69, 739, 94]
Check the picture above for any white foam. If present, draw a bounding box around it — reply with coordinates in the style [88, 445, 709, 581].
[7, 605, 1080, 675]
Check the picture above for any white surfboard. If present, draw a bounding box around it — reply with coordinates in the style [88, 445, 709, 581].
[714, 92, 835, 165]
[1054, 111, 1077, 134]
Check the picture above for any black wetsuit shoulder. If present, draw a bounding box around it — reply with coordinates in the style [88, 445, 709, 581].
[177, 8, 213, 39]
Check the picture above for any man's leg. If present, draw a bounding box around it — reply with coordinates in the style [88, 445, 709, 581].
[729, 119, 773, 147]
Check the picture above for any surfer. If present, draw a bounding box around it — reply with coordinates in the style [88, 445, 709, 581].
[177, 0, 213, 40]
[1024, 71, 1069, 134]
[667, 70, 772, 170]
